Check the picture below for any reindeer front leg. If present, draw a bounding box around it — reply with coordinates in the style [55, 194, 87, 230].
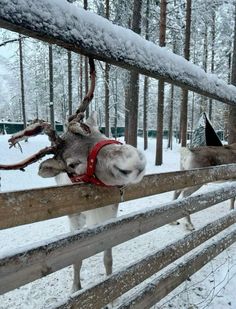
[68, 213, 86, 291]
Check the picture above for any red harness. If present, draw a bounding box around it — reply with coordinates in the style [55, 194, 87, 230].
[69, 139, 122, 186]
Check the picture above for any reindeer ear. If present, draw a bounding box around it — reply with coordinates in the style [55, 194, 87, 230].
[68, 121, 91, 136]
[86, 111, 98, 127]
[38, 158, 65, 178]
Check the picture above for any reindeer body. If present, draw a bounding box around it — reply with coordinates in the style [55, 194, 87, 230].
[181, 144, 236, 169]
[174, 144, 236, 230]
[0, 59, 146, 291]
[37, 112, 146, 290]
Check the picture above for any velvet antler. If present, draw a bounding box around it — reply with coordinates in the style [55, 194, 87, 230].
[68, 58, 96, 123]
[67, 58, 96, 136]
[0, 146, 56, 171]
[0, 121, 60, 171]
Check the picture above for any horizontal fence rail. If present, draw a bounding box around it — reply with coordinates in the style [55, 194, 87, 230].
[1, 183, 236, 294]
[1, 0, 236, 105]
[1, 164, 236, 229]
[116, 229, 236, 309]
[54, 212, 236, 309]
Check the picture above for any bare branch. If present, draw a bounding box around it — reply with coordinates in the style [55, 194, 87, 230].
[0, 36, 27, 47]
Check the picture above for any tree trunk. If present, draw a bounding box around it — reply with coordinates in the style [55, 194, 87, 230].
[167, 34, 177, 150]
[190, 92, 195, 146]
[19, 34, 27, 129]
[126, 0, 142, 147]
[143, 77, 149, 150]
[209, 11, 215, 121]
[143, 0, 150, 150]
[68, 50, 72, 116]
[49, 44, 54, 128]
[199, 23, 208, 115]
[167, 84, 174, 150]
[105, 0, 110, 137]
[84, 0, 89, 118]
[79, 55, 83, 103]
[180, 0, 192, 147]
[155, 0, 167, 165]
[228, 3, 236, 144]
[114, 70, 118, 139]
[224, 53, 231, 140]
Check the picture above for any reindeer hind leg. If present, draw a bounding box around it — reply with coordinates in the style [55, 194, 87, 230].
[182, 185, 202, 231]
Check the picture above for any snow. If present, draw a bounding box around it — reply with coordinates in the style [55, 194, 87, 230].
[1, 0, 236, 105]
[0, 135, 236, 308]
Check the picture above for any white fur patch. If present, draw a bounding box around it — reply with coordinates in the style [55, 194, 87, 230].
[55, 173, 71, 185]
[180, 147, 193, 170]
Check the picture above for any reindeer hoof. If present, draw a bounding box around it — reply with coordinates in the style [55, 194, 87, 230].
[103, 304, 113, 309]
[169, 221, 180, 226]
[72, 283, 82, 293]
[185, 222, 195, 231]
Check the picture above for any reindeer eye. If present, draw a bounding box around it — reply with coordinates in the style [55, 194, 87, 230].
[68, 163, 76, 169]
[117, 168, 132, 175]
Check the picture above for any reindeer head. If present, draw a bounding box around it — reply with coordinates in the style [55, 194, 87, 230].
[38, 111, 146, 186]
[0, 58, 146, 188]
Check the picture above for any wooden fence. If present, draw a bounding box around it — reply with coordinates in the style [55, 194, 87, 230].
[1, 1, 236, 308]
[1, 166, 236, 307]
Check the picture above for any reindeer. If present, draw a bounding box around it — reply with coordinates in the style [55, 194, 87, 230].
[0, 58, 146, 291]
[173, 144, 236, 231]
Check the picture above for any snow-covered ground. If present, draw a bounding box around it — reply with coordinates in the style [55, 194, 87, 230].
[0, 135, 236, 309]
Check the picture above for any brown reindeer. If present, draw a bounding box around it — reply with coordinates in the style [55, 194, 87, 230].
[173, 144, 236, 231]
[0, 58, 146, 291]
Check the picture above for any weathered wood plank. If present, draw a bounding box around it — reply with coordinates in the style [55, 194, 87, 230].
[0, 1, 236, 105]
[1, 164, 236, 229]
[51, 212, 236, 309]
[116, 229, 236, 309]
[1, 185, 236, 294]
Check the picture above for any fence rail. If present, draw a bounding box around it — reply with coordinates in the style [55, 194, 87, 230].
[53, 212, 236, 309]
[116, 229, 236, 309]
[1, 164, 236, 229]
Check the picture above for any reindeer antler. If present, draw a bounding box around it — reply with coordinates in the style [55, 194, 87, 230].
[0, 57, 96, 171]
[67, 58, 96, 136]
[0, 121, 61, 171]
[8, 120, 61, 147]
[68, 57, 96, 122]
[0, 146, 56, 171]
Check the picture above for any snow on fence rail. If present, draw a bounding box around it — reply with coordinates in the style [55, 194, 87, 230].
[1, 0, 236, 106]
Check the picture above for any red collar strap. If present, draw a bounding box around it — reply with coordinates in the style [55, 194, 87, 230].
[69, 139, 122, 186]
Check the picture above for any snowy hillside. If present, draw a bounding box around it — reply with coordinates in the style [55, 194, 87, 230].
[0, 135, 236, 309]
